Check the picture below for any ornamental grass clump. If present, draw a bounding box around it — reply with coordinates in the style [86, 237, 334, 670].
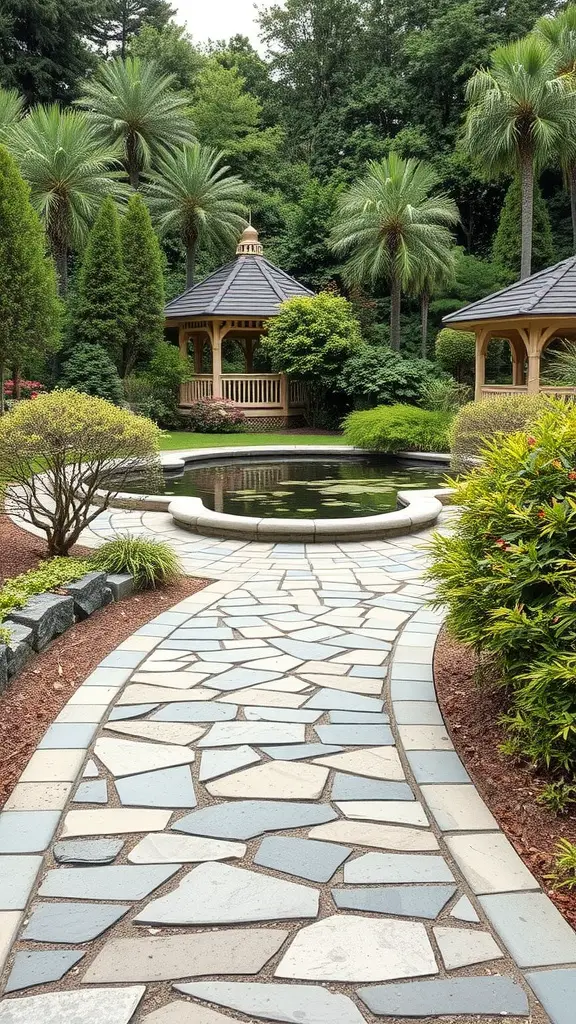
[0, 390, 161, 556]
[91, 536, 181, 590]
[427, 399, 576, 772]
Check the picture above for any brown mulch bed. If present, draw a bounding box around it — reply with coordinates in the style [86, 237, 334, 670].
[0, 510, 208, 806]
[434, 628, 576, 928]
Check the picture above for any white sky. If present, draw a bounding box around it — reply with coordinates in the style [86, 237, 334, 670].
[173, 1, 276, 49]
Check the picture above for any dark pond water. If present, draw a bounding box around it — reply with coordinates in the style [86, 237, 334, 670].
[127, 455, 448, 519]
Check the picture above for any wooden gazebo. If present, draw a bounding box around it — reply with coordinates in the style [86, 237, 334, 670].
[165, 226, 313, 427]
[443, 256, 576, 401]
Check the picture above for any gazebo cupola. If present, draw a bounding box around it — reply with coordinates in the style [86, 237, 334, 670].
[165, 224, 313, 426]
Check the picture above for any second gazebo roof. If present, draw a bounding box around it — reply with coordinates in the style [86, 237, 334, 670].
[443, 255, 576, 327]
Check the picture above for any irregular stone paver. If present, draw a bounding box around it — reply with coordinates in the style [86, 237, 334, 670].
[304, 689, 384, 712]
[128, 833, 246, 863]
[152, 702, 237, 722]
[450, 895, 479, 922]
[331, 773, 407, 801]
[5, 949, 84, 992]
[479, 891, 576, 966]
[94, 737, 195, 776]
[335, 800, 428, 826]
[243, 707, 321, 722]
[332, 884, 455, 919]
[141, 1004, 239, 1024]
[104, 721, 206, 744]
[135, 862, 319, 925]
[313, 747, 404, 780]
[357, 976, 530, 1017]
[115, 766, 196, 808]
[254, 836, 351, 882]
[0, 987, 146, 1024]
[345, 852, 454, 884]
[206, 761, 329, 800]
[53, 839, 123, 864]
[261, 743, 342, 760]
[61, 808, 172, 837]
[275, 914, 437, 982]
[198, 746, 261, 781]
[39, 864, 179, 901]
[73, 779, 108, 804]
[22, 902, 130, 943]
[175, 982, 367, 1024]
[173, 800, 337, 839]
[82, 929, 289, 982]
[525, 968, 576, 1023]
[309, 820, 438, 851]
[315, 724, 393, 746]
[433, 925, 503, 969]
[198, 723, 305, 747]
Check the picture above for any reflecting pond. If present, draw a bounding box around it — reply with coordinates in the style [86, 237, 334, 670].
[127, 455, 448, 519]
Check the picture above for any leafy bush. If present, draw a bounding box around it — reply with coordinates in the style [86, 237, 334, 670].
[435, 328, 475, 383]
[421, 378, 472, 413]
[427, 400, 576, 772]
[343, 404, 453, 453]
[342, 346, 437, 408]
[91, 536, 181, 590]
[0, 390, 161, 556]
[124, 342, 191, 428]
[60, 344, 124, 405]
[0, 558, 90, 625]
[450, 394, 551, 470]
[185, 397, 245, 433]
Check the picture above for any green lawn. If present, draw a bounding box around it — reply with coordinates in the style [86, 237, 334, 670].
[159, 432, 345, 451]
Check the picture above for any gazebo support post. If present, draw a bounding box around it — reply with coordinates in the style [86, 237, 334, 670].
[193, 337, 203, 374]
[212, 324, 223, 399]
[178, 328, 188, 360]
[527, 326, 543, 394]
[474, 328, 489, 401]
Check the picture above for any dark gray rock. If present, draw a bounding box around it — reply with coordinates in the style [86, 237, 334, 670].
[4, 622, 34, 679]
[255, 836, 351, 882]
[0, 645, 7, 693]
[357, 976, 529, 1017]
[8, 593, 74, 651]
[53, 839, 124, 865]
[332, 885, 455, 919]
[5, 950, 84, 993]
[106, 573, 135, 601]
[63, 571, 108, 619]
[173, 800, 338, 840]
[23, 901, 130, 943]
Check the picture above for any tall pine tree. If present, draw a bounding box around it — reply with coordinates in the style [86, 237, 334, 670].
[120, 193, 165, 376]
[94, 0, 175, 57]
[0, 145, 61, 412]
[492, 176, 556, 278]
[72, 196, 128, 369]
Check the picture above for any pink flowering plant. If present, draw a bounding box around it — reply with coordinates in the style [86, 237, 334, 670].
[3, 379, 45, 400]
[427, 398, 576, 771]
[186, 397, 245, 434]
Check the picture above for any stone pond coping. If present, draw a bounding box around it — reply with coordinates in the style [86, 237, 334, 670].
[95, 446, 455, 543]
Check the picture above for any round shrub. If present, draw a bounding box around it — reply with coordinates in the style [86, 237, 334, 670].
[342, 347, 437, 408]
[343, 404, 453, 453]
[59, 344, 123, 405]
[450, 394, 551, 470]
[427, 399, 576, 772]
[186, 397, 245, 433]
[435, 328, 475, 382]
[91, 536, 181, 590]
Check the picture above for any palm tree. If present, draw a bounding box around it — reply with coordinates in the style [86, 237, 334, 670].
[412, 261, 455, 359]
[77, 57, 195, 189]
[535, 9, 576, 251]
[0, 87, 23, 140]
[6, 105, 123, 293]
[465, 35, 576, 279]
[331, 153, 458, 351]
[144, 144, 248, 288]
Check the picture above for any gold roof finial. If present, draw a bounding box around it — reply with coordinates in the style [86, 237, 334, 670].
[236, 221, 263, 256]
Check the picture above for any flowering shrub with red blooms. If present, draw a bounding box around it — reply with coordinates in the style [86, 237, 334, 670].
[428, 398, 576, 773]
[185, 397, 245, 434]
[3, 380, 46, 400]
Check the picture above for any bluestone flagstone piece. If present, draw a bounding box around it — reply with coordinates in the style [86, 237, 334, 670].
[152, 702, 237, 722]
[141, 1003, 239, 1024]
[82, 928, 289, 983]
[344, 853, 454, 884]
[173, 982, 367, 1024]
[199, 723, 305, 747]
[199, 746, 261, 781]
[450, 895, 479, 923]
[0, 856, 42, 909]
[53, 839, 124, 865]
[108, 703, 159, 721]
[39, 864, 179, 901]
[38, 723, 96, 749]
[406, 751, 470, 784]
[336, 800, 428, 826]
[205, 668, 281, 691]
[393, 702, 443, 725]
[525, 968, 576, 1024]
[0, 986, 146, 1024]
[255, 835, 351, 882]
[128, 833, 246, 863]
[5, 950, 84, 992]
[116, 765, 196, 809]
[174, 800, 336, 839]
[261, 744, 343, 760]
[479, 891, 576, 967]
[357, 976, 529, 1017]
[332, 885, 455, 919]
[207, 761, 329, 800]
[23, 901, 130, 943]
[73, 779, 108, 804]
[275, 915, 437, 982]
[95, 737, 195, 776]
[445, 833, 538, 895]
[309, 820, 438, 851]
[331, 774, 406, 801]
[0, 810, 59, 853]
[305, 689, 384, 713]
[433, 925, 503, 969]
[329, 711, 389, 724]
[61, 808, 171, 837]
[315, 724, 393, 746]
[135, 861, 319, 925]
[313, 747, 406, 782]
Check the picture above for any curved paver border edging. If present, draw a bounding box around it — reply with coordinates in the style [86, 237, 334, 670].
[391, 608, 575, 1020]
[96, 446, 454, 542]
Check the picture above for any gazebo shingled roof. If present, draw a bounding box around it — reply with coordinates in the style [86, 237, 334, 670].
[443, 256, 576, 400]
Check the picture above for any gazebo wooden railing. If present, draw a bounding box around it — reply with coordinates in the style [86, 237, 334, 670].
[180, 373, 308, 420]
[480, 385, 576, 399]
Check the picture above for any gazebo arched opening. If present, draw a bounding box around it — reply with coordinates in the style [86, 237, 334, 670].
[166, 225, 312, 428]
[443, 256, 576, 401]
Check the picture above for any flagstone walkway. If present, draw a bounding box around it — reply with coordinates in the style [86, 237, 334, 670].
[0, 510, 574, 1021]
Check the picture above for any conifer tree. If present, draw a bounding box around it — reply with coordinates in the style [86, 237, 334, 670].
[60, 344, 124, 404]
[120, 194, 165, 376]
[72, 197, 128, 369]
[492, 177, 556, 278]
[0, 145, 61, 413]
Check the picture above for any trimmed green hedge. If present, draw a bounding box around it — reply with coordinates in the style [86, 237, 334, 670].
[343, 404, 453, 453]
